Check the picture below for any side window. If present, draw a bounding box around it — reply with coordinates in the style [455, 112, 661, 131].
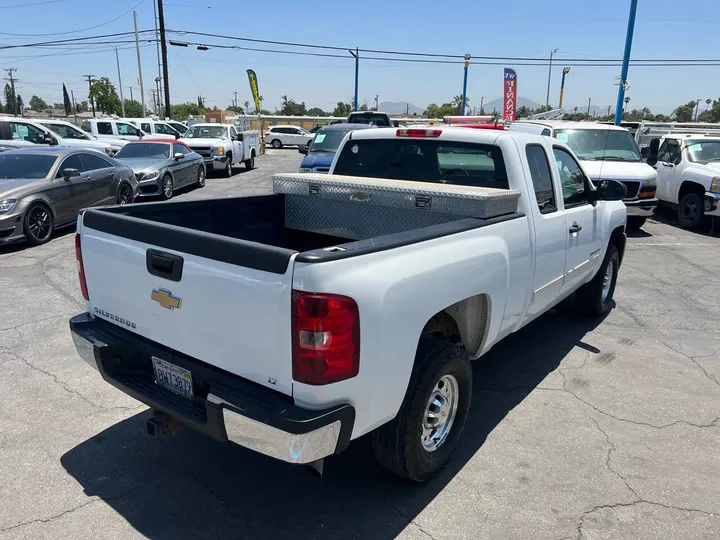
[80, 153, 112, 171]
[155, 123, 175, 135]
[10, 122, 47, 144]
[81, 121, 91, 133]
[173, 143, 189, 155]
[56, 154, 85, 177]
[116, 123, 139, 136]
[552, 147, 589, 208]
[141, 123, 151, 133]
[525, 144, 556, 213]
[97, 122, 113, 135]
[659, 139, 680, 163]
[230, 127, 238, 137]
[542, 128, 552, 137]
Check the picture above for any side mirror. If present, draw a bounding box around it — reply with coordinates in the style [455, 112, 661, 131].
[61, 168, 80, 179]
[393, 121, 400, 127]
[591, 179, 627, 202]
[44, 133, 57, 145]
[236, 134, 244, 141]
[646, 138, 660, 166]
[173, 152, 184, 160]
[175, 133, 180, 140]
[299, 145, 308, 155]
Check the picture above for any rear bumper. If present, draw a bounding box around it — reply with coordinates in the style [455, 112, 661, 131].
[69, 313, 355, 464]
[705, 192, 720, 217]
[624, 198, 658, 217]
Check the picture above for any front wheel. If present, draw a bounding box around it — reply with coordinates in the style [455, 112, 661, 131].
[677, 192, 703, 230]
[626, 216, 646, 230]
[576, 244, 619, 316]
[372, 337, 472, 482]
[161, 174, 173, 200]
[224, 154, 233, 177]
[23, 202, 54, 246]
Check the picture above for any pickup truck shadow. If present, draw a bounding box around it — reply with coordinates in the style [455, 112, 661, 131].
[61, 307, 605, 540]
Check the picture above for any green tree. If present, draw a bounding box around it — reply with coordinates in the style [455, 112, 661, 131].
[29, 95, 47, 111]
[62, 84, 72, 117]
[227, 105, 245, 114]
[332, 101, 352, 117]
[89, 77, 121, 115]
[451, 95, 470, 114]
[673, 101, 697, 122]
[170, 102, 205, 121]
[359, 103, 369, 111]
[307, 107, 328, 116]
[16, 94, 24, 115]
[78, 100, 89, 113]
[516, 105, 532, 118]
[123, 99, 144, 117]
[278, 97, 307, 116]
[424, 103, 454, 118]
[4, 84, 14, 114]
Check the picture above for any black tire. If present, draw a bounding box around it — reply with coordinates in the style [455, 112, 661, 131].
[372, 337, 472, 482]
[195, 166, 206, 188]
[576, 244, 620, 317]
[271, 139, 282, 149]
[244, 154, 255, 170]
[677, 192, 703, 230]
[161, 174, 173, 200]
[23, 202, 54, 246]
[116, 182, 134, 205]
[626, 216, 646, 230]
[224, 154, 233, 178]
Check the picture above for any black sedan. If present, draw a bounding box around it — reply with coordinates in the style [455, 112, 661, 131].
[114, 140, 205, 200]
[0, 148, 137, 246]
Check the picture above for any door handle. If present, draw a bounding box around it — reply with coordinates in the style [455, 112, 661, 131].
[146, 249, 184, 282]
[569, 222, 582, 233]
[81, 174, 91, 180]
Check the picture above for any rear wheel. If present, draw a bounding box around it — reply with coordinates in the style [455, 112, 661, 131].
[677, 192, 703, 230]
[161, 174, 173, 200]
[576, 244, 619, 316]
[116, 183, 134, 205]
[244, 154, 255, 170]
[23, 202, 54, 246]
[626, 216, 646, 230]
[195, 166, 206, 188]
[224, 154, 233, 177]
[372, 337, 472, 482]
[271, 139, 282, 149]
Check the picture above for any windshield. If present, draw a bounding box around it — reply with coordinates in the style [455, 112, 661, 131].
[686, 140, 720, 164]
[115, 143, 170, 159]
[0, 154, 57, 179]
[45, 123, 90, 140]
[184, 126, 226, 139]
[554, 129, 641, 162]
[347, 113, 391, 127]
[334, 139, 508, 189]
[309, 130, 351, 153]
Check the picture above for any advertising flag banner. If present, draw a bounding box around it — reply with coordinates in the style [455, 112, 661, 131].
[247, 69, 261, 112]
[503, 68, 517, 122]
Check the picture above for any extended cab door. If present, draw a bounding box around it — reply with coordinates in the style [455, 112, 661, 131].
[654, 138, 682, 203]
[115, 121, 142, 141]
[552, 146, 603, 295]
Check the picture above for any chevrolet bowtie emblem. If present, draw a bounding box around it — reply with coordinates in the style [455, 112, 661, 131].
[151, 288, 182, 310]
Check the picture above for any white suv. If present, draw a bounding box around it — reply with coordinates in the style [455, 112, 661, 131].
[0, 117, 111, 155]
[264, 125, 313, 149]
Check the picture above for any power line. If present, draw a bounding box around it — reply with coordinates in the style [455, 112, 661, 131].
[0, 30, 156, 50]
[0, 0, 65, 9]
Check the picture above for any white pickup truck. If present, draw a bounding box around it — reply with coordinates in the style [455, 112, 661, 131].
[180, 123, 258, 177]
[69, 127, 627, 481]
[646, 134, 720, 229]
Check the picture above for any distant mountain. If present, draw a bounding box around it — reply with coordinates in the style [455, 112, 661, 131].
[480, 96, 543, 113]
[378, 101, 424, 115]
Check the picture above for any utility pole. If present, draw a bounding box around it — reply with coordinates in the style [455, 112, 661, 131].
[83, 74, 95, 117]
[152, 0, 163, 115]
[374, 95, 378, 111]
[587, 97, 592, 116]
[3, 68, 17, 115]
[545, 48, 558, 108]
[480, 96, 484, 114]
[133, 10, 146, 117]
[607, 105, 612, 118]
[406, 102, 409, 115]
[461, 54, 470, 116]
[614, 0, 638, 125]
[129, 87, 134, 102]
[349, 47, 359, 111]
[157, 0, 171, 119]
[113, 46, 126, 117]
[70, 89, 78, 123]
[234, 91, 238, 108]
[150, 89, 157, 116]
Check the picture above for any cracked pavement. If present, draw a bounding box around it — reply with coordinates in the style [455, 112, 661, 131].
[0, 151, 718, 539]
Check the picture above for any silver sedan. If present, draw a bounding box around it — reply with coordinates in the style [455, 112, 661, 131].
[0, 147, 138, 246]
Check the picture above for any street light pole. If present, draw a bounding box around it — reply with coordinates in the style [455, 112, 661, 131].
[558, 66, 570, 109]
[614, 0, 638, 125]
[545, 47, 558, 108]
[461, 54, 470, 116]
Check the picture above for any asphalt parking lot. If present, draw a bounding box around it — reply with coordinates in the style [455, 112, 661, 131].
[0, 149, 718, 540]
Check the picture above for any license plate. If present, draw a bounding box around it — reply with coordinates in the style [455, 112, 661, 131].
[152, 357, 194, 399]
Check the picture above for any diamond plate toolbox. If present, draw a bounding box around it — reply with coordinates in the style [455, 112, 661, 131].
[273, 173, 522, 241]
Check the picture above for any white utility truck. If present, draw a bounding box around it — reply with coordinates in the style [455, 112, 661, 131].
[69, 127, 627, 481]
[509, 120, 657, 230]
[180, 123, 258, 176]
[646, 134, 720, 228]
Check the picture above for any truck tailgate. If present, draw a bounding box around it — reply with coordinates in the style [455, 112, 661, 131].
[79, 210, 296, 396]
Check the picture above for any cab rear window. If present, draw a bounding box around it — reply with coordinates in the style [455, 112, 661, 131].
[333, 139, 509, 189]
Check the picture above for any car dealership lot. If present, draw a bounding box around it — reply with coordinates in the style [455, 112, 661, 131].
[0, 150, 718, 540]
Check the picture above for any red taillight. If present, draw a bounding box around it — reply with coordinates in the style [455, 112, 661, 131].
[75, 234, 89, 301]
[396, 128, 442, 138]
[292, 291, 360, 385]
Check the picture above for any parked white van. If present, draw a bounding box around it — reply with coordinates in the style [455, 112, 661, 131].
[509, 120, 658, 229]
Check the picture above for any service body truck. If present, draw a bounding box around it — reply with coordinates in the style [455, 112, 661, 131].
[180, 123, 258, 177]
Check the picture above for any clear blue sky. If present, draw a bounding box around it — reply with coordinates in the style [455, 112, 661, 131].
[1, 0, 719, 115]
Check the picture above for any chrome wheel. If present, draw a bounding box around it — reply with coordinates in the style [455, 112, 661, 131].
[421, 374, 459, 452]
[601, 258, 614, 303]
[26, 205, 52, 243]
[197, 167, 206, 187]
[118, 184, 133, 205]
[162, 175, 173, 199]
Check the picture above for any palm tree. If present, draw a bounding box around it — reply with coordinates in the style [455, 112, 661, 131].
[451, 95, 470, 114]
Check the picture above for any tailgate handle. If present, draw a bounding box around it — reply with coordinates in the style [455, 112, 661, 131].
[146, 249, 184, 282]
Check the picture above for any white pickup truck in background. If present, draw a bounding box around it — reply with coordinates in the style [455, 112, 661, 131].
[180, 123, 258, 176]
[69, 127, 627, 481]
[646, 134, 720, 229]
